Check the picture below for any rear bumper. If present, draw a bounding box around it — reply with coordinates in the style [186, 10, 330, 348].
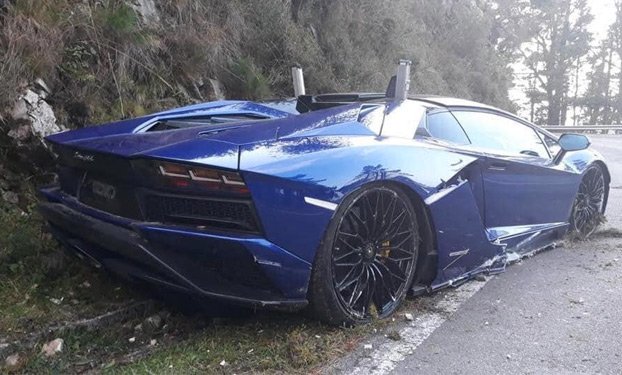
[38, 186, 310, 309]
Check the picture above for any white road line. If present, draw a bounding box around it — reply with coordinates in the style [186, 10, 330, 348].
[342, 279, 489, 375]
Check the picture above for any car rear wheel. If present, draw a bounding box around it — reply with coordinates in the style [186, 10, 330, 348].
[569, 164, 606, 237]
[309, 185, 419, 326]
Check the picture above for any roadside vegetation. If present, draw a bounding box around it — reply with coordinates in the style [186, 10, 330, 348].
[0, 203, 432, 373]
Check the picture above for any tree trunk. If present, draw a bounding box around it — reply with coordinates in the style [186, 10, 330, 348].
[602, 47, 614, 124]
[547, 91, 560, 125]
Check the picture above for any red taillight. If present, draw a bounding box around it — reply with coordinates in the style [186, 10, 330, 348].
[189, 168, 220, 182]
[170, 178, 191, 188]
[221, 172, 245, 186]
[160, 163, 190, 179]
[157, 162, 249, 194]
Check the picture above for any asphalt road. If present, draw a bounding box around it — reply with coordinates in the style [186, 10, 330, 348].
[591, 136, 622, 229]
[331, 135, 622, 375]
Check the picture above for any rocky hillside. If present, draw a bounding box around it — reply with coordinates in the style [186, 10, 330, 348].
[0, 0, 518, 208]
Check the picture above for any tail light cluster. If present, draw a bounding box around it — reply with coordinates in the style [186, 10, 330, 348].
[157, 162, 250, 194]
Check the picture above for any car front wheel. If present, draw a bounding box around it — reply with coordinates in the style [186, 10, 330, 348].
[569, 164, 606, 237]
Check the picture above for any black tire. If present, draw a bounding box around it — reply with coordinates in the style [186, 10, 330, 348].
[569, 164, 606, 237]
[309, 184, 419, 326]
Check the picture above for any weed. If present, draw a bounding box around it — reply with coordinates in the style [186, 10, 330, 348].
[228, 57, 274, 100]
[566, 213, 608, 242]
[594, 227, 622, 239]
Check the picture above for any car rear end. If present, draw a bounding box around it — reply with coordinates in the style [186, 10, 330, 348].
[39, 143, 310, 309]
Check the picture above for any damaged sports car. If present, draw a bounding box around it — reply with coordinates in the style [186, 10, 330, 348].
[39, 64, 610, 326]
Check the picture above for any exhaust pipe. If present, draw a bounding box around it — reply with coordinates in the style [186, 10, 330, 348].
[291, 65, 306, 97]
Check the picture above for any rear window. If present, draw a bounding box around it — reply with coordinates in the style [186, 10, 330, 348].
[426, 112, 470, 145]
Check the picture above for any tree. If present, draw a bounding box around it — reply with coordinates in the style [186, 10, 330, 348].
[583, 38, 615, 124]
[613, 0, 622, 123]
[582, 0, 622, 125]
[519, 0, 593, 125]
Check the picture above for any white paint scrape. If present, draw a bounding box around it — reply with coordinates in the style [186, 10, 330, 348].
[345, 280, 489, 375]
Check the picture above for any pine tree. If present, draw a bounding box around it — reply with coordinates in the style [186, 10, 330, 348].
[613, 1, 622, 123]
[519, 0, 593, 125]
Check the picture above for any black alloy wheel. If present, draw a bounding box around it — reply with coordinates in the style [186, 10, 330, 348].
[570, 165, 606, 237]
[310, 185, 419, 326]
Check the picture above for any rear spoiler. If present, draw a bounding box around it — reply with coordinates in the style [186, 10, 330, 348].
[294, 59, 412, 113]
[296, 93, 386, 113]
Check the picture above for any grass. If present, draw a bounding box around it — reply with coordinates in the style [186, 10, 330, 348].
[593, 227, 622, 239]
[0, 207, 137, 338]
[0, 206, 398, 374]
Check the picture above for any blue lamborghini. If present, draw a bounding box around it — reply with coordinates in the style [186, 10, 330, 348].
[39, 89, 610, 325]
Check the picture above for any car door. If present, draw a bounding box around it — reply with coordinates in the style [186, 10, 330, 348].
[450, 110, 578, 236]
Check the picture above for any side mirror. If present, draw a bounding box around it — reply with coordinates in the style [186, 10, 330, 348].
[558, 133, 590, 152]
[554, 133, 590, 164]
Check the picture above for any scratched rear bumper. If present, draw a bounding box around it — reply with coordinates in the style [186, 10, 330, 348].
[38, 186, 310, 310]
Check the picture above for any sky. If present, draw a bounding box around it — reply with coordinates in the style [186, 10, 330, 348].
[589, 0, 617, 39]
[510, 0, 619, 124]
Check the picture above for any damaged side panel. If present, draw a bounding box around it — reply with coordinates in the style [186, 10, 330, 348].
[427, 181, 505, 287]
[426, 163, 570, 290]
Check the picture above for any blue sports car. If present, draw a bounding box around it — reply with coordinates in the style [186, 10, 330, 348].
[39, 89, 609, 325]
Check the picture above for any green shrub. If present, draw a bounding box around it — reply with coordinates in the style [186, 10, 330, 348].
[0, 205, 63, 280]
[228, 57, 273, 100]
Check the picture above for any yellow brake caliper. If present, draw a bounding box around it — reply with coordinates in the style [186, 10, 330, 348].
[380, 241, 391, 260]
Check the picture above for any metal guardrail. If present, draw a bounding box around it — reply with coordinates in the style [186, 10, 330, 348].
[542, 125, 622, 134]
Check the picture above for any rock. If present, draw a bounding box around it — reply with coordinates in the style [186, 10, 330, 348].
[5, 354, 20, 369]
[128, 337, 136, 343]
[150, 339, 157, 346]
[2, 191, 19, 205]
[387, 330, 401, 341]
[130, 0, 160, 26]
[49, 297, 63, 305]
[219, 359, 227, 367]
[404, 313, 414, 321]
[41, 338, 63, 357]
[22, 90, 39, 106]
[143, 313, 163, 331]
[24, 90, 63, 139]
[9, 89, 64, 148]
[35, 78, 52, 97]
[7, 124, 31, 141]
[209, 78, 225, 100]
[10, 99, 28, 120]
